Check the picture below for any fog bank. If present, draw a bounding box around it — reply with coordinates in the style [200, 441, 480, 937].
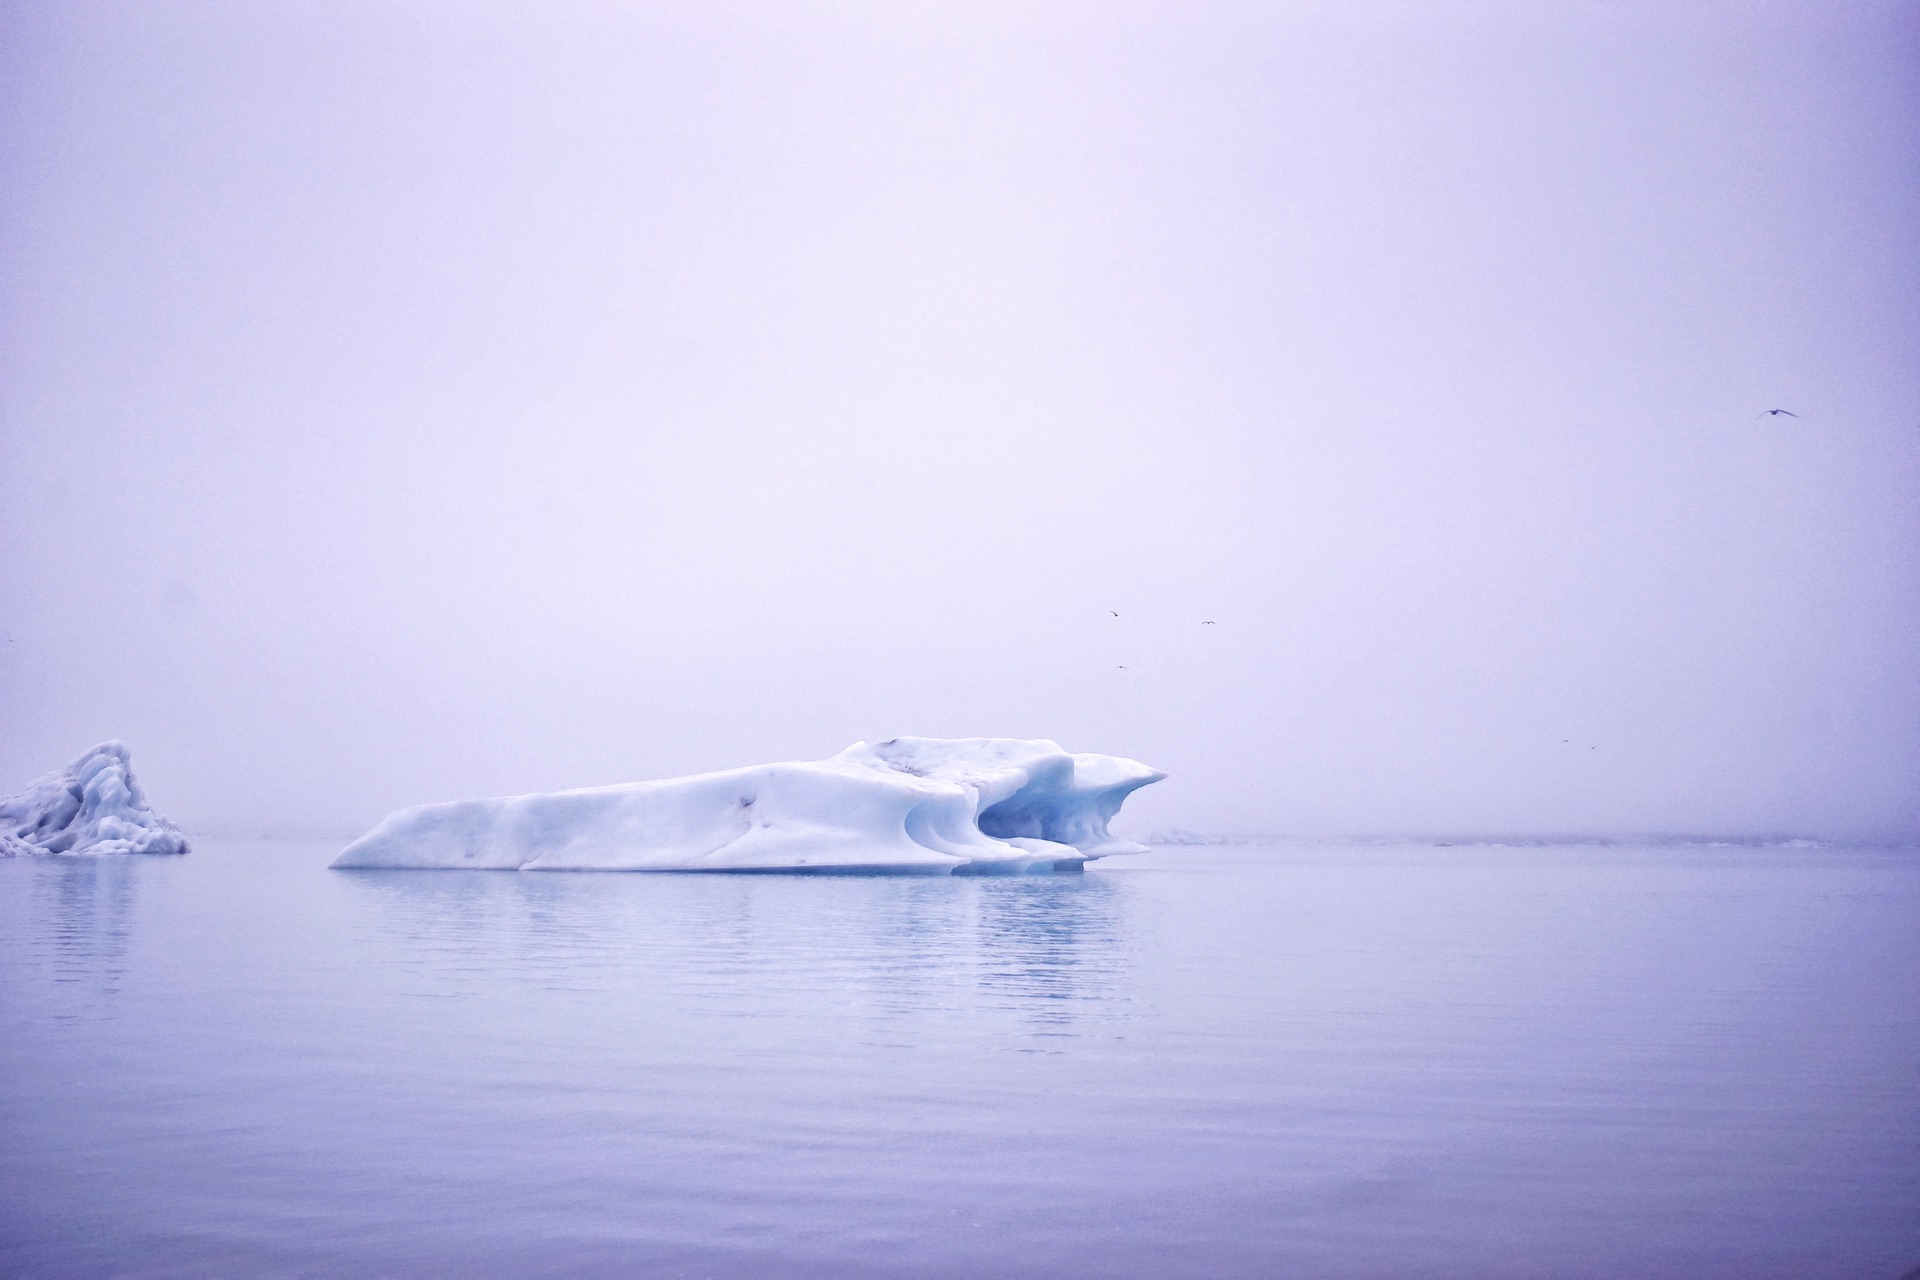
[2, 2, 1915, 841]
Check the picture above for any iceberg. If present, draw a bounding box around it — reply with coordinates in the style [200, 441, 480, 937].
[332, 737, 1164, 873]
[0, 742, 191, 857]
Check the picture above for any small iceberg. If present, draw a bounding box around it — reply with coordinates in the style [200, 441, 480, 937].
[332, 737, 1165, 873]
[0, 742, 190, 857]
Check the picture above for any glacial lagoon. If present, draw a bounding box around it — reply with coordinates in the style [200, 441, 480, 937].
[3, 840, 1915, 1277]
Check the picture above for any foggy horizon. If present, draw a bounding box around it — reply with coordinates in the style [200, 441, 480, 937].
[3, 1, 1916, 845]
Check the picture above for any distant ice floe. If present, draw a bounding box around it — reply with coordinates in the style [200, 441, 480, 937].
[0, 742, 190, 857]
[1141, 827, 1218, 846]
[332, 737, 1164, 874]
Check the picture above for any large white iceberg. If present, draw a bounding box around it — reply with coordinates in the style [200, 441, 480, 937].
[332, 737, 1164, 873]
[0, 742, 190, 857]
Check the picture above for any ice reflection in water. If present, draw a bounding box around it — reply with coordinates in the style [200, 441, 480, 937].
[338, 866, 1131, 1038]
[32, 855, 139, 996]
[969, 878, 1125, 1029]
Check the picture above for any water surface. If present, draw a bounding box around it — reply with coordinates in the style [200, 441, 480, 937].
[2, 840, 1915, 1277]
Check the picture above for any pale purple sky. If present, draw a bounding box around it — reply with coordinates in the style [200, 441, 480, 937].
[2, 1, 1916, 840]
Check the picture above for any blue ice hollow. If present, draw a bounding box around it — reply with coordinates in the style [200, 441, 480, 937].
[0, 742, 190, 857]
[331, 737, 1165, 873]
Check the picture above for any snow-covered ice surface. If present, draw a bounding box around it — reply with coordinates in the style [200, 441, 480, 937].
[332, 738, 1164, 873]
[0, 742, 189, 857]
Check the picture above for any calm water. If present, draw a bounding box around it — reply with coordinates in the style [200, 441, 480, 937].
[2, 840, 1915, 1278]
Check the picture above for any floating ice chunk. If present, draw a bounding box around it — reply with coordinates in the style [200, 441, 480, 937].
[0, 742, 190, 856]
[332, 737, 1164, 873]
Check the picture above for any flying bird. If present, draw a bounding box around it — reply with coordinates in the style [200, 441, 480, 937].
[1757, 409, 1800, 419]
[1201, 620, 1216, 625]
[1108, 610, 1119, 617]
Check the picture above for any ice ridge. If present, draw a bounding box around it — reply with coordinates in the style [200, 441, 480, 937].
[331, 737, 1165, 873]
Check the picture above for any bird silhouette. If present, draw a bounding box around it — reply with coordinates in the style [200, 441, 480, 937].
[1201, 620, 1216, 625]
[1757, 409, 1800, 419]
[1108, 610, 1119, 617]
